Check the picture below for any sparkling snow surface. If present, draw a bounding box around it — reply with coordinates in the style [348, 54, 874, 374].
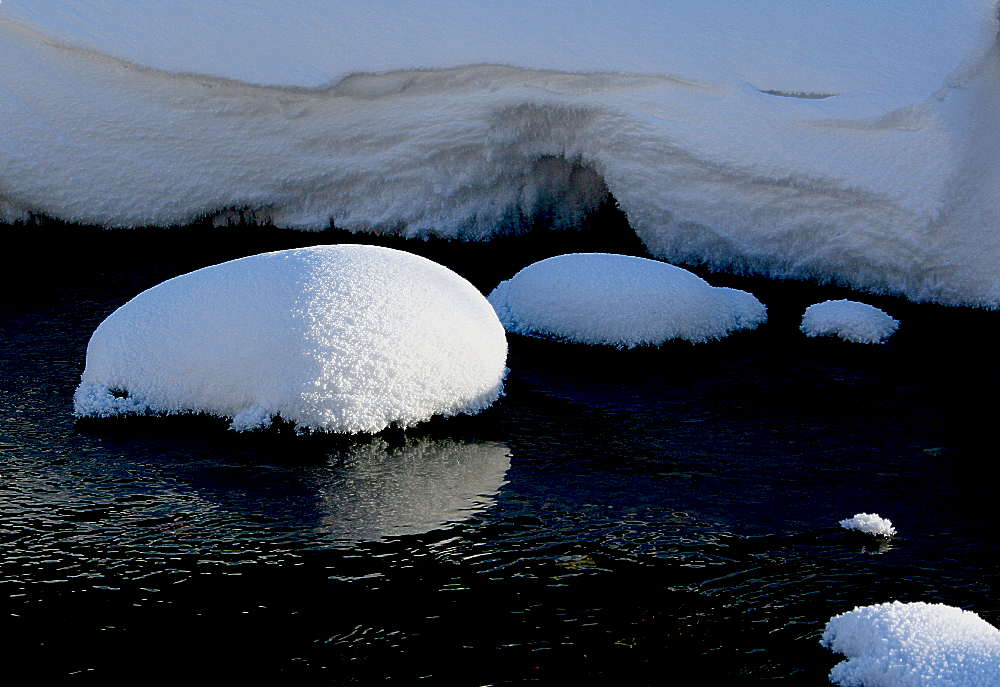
[2, 2, 1000, 306]
[487, 253, 766, 347]
[801, 300, 900, 344]
[822, 601, 1000, 687]
[74, 245, 507, 433]
[838, 513, 896, 537]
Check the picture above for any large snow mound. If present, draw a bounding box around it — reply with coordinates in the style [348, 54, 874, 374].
[487, 253, 766, 347]
[319, 437, 510, 542]
[822, 601, 1000, 687]
[839, 513, 896, 537]
[3, 2, 1000, 306]
[801, 300, 900, 344]
[74, 245, 507, 433]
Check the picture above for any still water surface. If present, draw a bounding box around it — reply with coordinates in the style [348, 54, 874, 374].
[1, 223, 998, 684]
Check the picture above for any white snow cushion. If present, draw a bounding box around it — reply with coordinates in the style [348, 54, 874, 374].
[801, 300, 899, 344]
[487, 253, 766, 347]
[822, 601, 1000, 687]
[74, 245, 507, 433]
[839, 513, 896, 537]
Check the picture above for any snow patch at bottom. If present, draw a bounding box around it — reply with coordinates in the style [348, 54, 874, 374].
[822, 601, 1000, 687]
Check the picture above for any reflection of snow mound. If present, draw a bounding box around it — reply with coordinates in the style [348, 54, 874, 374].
[838, 513, 896, 537]
[822, 601, 1000, 687]
[74, 245, 507, 433]
[801, 300, 899, 344]
[318, 437, 511, 541]
[3, 3, 1000, 305]
[488, 253, 765, 347]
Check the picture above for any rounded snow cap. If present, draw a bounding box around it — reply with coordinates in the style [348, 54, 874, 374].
[800, 299, 899, 344]
[839, 512, 896, 537]
[487, 253, 766, 348]
[822, 601, 1000, 687]
[74, 245, 508, 433]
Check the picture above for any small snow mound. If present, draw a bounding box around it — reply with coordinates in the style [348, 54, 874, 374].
[822, 601, 1000, 687]
[487, 253, 766, 348]
[839, 513, 896, 537]
[74, 245, 508, 433]
[801, 300, 899, 344]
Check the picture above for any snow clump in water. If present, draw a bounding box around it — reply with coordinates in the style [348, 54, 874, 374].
[487, 253, 766, 347]
[74, 245, 508, 433]
[800, 300, 899, 344]
[838, 513, 896, 537]
[822, 601, 1000, 687]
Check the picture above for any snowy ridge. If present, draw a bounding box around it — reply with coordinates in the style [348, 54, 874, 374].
[3, 3, 1000, 305]
[822, 601, 1000, 686]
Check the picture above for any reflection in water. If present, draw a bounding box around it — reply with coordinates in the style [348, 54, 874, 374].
[317, 437, 511, 542]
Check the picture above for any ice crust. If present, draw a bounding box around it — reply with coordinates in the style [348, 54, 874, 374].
[822, 601, 1000, 687]
[3, 2, 1000, 306]
[73, 245, 508, 433]
[801, 300, 900, 344]
[487, 253, 766, 347]
[838, 513, 896, 537]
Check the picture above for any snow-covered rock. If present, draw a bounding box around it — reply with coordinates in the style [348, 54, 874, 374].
[319, 437, 510, 542]
[2, 2, 1000, 306]
[487, 253, 766, 347]
[839, 513, 896, 537]
[822, 601, 1000, 687]
[74, 245, 507, 433]
[801, 300, 899, 344]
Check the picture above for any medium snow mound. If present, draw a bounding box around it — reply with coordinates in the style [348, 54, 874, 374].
[822, 601, 1000, 687]
[74, 245, 508, 433]
[801, 300, 899, 344]
[487, 253, 766, 348]
[839, 513, 896, 537]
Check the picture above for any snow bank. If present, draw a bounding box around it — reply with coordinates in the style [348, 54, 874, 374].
[839, 513, 896, 537]
[801, 300, 899, 344]
[319, 437, 510, 542]
[487, 253, 766, 347]
[822, 601, 1000, 687]
[74, 245, 507, 433]
[3, 2, 1000, 305]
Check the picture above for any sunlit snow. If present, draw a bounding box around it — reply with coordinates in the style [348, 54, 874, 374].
[74, 245, 507, 433]
[838, 513, 896, 537]
[2, 2, 1000, 305]
[488, 253, 765, 347]
[822, 601, 1000, 686]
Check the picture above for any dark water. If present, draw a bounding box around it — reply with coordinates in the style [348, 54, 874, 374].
[2, 219, 999, 684]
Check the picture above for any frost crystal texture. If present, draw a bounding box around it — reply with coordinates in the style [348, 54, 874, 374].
[74, 245, 508, 433]
[2, 2, 1000, 306]
[801, 300, 899, 344]
[838, 513, 896, 537]
[487, 253, 766, 347]
[822, 601, 1000, 687]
